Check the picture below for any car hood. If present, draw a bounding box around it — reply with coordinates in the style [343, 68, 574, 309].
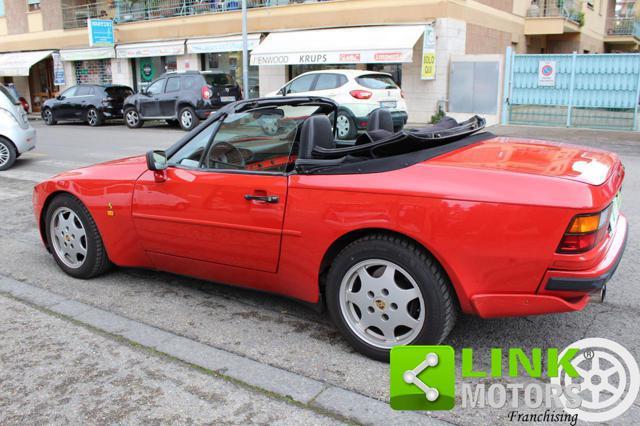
[49, 155, 148, 181]
[427, 137, 619, 185]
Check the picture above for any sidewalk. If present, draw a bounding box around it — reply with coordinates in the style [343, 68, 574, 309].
[0, 293, 338, 425]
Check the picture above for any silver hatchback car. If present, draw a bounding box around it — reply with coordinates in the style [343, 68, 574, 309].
[0, 84, 36, 171]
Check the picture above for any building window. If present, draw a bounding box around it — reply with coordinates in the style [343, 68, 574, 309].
[75, 60, 112, 85]
[27, 0, 40, 12]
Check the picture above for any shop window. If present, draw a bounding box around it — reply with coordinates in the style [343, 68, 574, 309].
[135, 56, 176, 91]
[0, 1, 5, 17]
[27, 0, 40, 12]
[201, 52, 259, 98]
[75, 60, 112, 85]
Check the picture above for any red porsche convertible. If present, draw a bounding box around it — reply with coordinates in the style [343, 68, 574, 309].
[33, 97, 627, 360]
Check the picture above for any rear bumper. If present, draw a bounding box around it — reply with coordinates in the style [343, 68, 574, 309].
[8, 125, 36, 154]
[471, 214, 627, 318]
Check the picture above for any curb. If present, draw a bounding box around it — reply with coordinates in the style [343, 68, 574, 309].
[0, 275, 447, 425]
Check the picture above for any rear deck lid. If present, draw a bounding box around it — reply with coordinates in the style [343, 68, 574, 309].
[428, 137, 619, 185]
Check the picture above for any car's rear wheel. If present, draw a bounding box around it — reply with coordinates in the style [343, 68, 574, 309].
[179, 106, 199, 131]
[42, 108, 56, 125]
[86, 107, 104, 127]
[0, 137, 17, 171]
[124, 107, 143, 129]
[336, 112, 356, 140]
[326, 234, 457, 361]
[45, 194, 111, 279]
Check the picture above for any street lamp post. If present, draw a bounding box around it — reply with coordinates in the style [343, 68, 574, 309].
[241, 0, 249, 100]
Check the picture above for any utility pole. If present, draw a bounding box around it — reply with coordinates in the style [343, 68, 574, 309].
[241, 0, 249, 99]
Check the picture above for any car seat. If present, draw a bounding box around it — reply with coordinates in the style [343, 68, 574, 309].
[355, 108, 395, 145]
[298, 115, 336, 159]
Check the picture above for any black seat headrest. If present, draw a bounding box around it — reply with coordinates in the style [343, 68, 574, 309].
[367, 108, 394, 132]
[298, 115, 335, 159]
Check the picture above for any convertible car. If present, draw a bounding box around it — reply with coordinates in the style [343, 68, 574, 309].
[33, 97, 627, 361]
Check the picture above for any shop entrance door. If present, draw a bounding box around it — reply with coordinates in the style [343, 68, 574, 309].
[28, 57, 55, 113]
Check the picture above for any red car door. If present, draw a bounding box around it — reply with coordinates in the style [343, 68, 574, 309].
[132, 168, 287, 273]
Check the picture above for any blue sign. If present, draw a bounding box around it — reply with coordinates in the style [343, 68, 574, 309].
[88, 19, 114, 47]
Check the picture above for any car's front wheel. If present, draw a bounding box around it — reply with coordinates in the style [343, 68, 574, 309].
[179, 106, 199, 131]
[326, 234, 457, 361]
[45, 194, 111, 279]
[86, 107, 104, 127]
[0, 137, 17, 171]
[42, 108, 56, 125]
[336, 112, 357, 140]
[124, 107, 143, 129]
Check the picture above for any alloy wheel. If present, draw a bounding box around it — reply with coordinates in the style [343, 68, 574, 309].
[87, 109, 98, 126]
[0, 142, 9, 167]
[336, 114, 351, 139]
[126, 110, 139, 126]
[181, 110, 193, 129]
[49, 207, 88, 269]
[44, 109, 52, 124]
[339, 259, 425, 349]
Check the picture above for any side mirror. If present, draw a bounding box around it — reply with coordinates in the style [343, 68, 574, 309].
[277, 88, 285, 96]
[146, 150, 167, 171]
[57, 95, 65, 100]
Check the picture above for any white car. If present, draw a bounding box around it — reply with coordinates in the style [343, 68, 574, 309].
[268, 69, 408, 139]
[0, 84, 36, 171]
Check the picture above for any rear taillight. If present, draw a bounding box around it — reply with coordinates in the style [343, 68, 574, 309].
[201, 86, 213, 100]
[557, 206, 612, 253]
[19, 98, 29, 113]
[350, 90, 372, 100]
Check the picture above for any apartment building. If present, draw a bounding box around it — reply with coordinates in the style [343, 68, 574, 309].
[0, 0, 637, 123]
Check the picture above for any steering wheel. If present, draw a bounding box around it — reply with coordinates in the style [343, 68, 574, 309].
[206, 141, 246, 169]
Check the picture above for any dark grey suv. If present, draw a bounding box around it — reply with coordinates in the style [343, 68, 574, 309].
[123, 71, 243, 131]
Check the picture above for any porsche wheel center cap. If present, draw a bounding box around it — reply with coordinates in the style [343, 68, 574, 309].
[375, 299, 386, 310]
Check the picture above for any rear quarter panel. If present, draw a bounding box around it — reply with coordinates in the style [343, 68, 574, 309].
[281, 161, 622, 311]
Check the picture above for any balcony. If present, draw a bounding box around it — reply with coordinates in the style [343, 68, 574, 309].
[604, 17, 640, 49]
[524, 0, 583, 35]
[62, 0, 334, 30]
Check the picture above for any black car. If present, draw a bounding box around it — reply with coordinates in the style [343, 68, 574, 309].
[41, 84, 133, 127]
[123, 71, 243, 131]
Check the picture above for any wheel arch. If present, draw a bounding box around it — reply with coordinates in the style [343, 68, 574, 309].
[176, 101, 196, 116]
[0, 134, 17, 151]
[317, 227, 465, 311]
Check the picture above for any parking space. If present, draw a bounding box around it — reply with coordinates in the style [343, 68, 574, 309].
[1, 121, 639, 424]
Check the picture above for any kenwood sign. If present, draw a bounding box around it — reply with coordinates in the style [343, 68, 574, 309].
[251, 50, 412, 66]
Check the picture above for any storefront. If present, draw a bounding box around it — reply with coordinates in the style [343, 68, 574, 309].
[250, 24, 453, 123]
[186, 34, 261, 98]
[59, 47, 116, 86]
[115, 41, 185, 91]
[0, 50, 57, 112]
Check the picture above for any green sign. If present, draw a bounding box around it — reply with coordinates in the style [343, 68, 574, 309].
[390, 345, 455, 411]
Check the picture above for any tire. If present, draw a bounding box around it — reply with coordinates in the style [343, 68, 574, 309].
[42, 108, 57, 125]
[0, 137, 17, 171]
[124, 107, 143, 129]
[45, 193, 112, 279]
[86, 107, 104, 127]
[336, 111, 357, 140]
[178, 106, 199, 131]
[326, 234, 457, 361]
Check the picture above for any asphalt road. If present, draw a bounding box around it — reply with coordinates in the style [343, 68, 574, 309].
[1, 120, 639, 424]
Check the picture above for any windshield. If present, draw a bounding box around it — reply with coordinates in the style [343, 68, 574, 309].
[204, 73, 236, 87]
[0, 85, 21, 105]
[356, 74, 399, 90]
[105, 86, 134, 99]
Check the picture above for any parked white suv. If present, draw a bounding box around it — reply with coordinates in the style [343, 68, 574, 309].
[0, 84, 36, 171]
[268, 70, 408, 139]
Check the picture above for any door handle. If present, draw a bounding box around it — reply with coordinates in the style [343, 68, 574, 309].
[244, 194, 279, 203]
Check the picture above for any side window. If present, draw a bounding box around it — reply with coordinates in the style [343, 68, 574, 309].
[75, 86, 92, 96]
[146, 79, 165, 95]
[286, 75, 316, 94]
[314, 74, 341, 91]
[169, 122, 218, 168]
[182, 75, 198, 90]
[61, 87, 77, 98]
[165, 77, 181, 93]
[202, 110, 298, 173]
